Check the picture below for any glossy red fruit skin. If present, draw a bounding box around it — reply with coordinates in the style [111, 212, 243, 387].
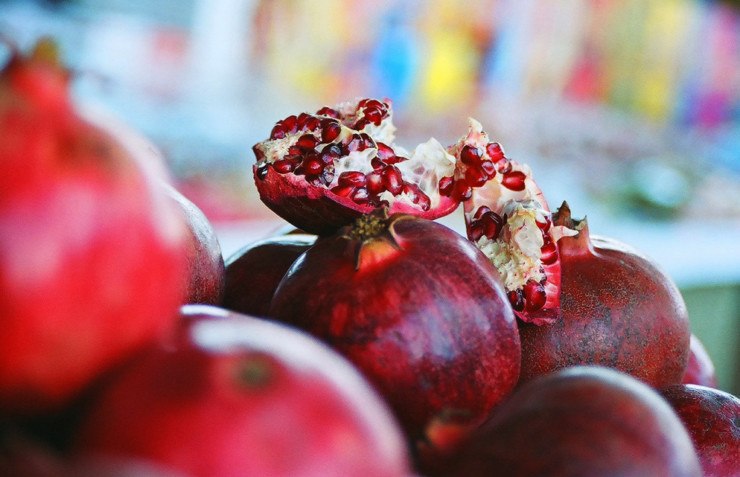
[450, 366, 703, 477]
[518, 207, 690, 389]
[222, 234, 316, 317]
[682, 334, 719, 388]
[0, 49, 188, 414]
[269, 214, 521, 442]
[254, 164, 458, 236]
[164, 184, 226, 305]
[73, 305, 412, 477]
[659, 384, 740, 477]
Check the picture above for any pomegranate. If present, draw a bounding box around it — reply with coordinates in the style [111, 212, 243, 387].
[517, 202, 691, 389]
[164, 183, 226, 305]
[659, 384, 740, 477]
[73, 305, 413, 477]
[268, 210, 521, 445]
[0, 40, 187, 413]
[449, 366, 702, 477]
[222, 233, 316, 317]
[682, 334, 719, 388]
[253, 98, 461, 236]
[448, 119, 572, 325]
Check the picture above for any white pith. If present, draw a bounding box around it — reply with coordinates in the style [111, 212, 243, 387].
[255, 99, 457, 211]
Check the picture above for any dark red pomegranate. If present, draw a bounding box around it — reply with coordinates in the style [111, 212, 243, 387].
[659, 384, 740, 477]
[517, 202, 691, 389]
[268, 210, 521, 445]
[449, 119, 572, 325]
[449, 366, 702, 477]
[682, 334, 719, 388]
[72, 305, 413, 477]
[222, 233, 316, 317]
[0, 40, 188, 413]
[252, 98, 461, 235]
[164, 183, 226, 305]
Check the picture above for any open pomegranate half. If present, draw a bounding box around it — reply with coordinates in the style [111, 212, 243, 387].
[448, 119, 573, 325]
[253, 98, 459, 236]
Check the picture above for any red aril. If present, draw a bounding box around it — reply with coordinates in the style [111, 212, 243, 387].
[659, 384, 740, 477]
[252, 98, 460, 235]
[448, 120, 573, 325]
[268, 211, 520, 448]
[517, 202, 691, 389]
[0, 40, 188, 413]
[73, 305, 413, 477]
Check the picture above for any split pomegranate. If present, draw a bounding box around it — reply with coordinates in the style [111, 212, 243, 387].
[659, 384, 740, 477]
[517, 202, 691, 389]
[449, 366, 702, 477]
[164, 183, 226, 305]
[682, 334, 719, 388]
[252, 98, 461, 235]
[0, 40, 188, 413]
[449, 119, 572, 324]
[268, 210, 521, 446]
[73, 305, 413, 477]
[222, 233, 317, 317]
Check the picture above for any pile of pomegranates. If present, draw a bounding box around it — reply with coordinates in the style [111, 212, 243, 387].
[1, 40, 738, 477]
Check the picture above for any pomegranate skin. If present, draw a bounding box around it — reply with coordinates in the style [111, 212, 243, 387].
[682, 334, 719, 388]
[0, 46, 188, 414]
[659, 384, 740, 477]
[165, 183, 226, 306]
[73, 305, 412, 477]
[450, 366, 702, 477]
[222, 233, 316, 317]
[269, 213, 521, 442]
[518, 206, 690, 389]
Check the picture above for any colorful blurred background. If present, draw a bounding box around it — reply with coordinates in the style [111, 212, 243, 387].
[2, 0, 739, 392]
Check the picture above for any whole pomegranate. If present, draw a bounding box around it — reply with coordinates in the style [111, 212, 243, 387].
[449, 366, 702, 477]
[659, 384, 740, 477]
[0, 40, 187, 413]
[682, 334, 719, 388]
[517, 202, 691, 389]
[222, 233, 316, 317]
[164, 183, 226, 305]
[269, 210, 521, 444]
[72, 305, 412, 477]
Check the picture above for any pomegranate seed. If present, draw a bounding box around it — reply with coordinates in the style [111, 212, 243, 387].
[508, 290, 525, 312]
[296, 134, 317, 151]
[282, 115, 297, 133]
[536, 216, 552, 232]
[479, 159, 496, 177]
[439, 176, 455, 196]
[252, 146, 265, 161]
[359, 133, 376, 150]
[296, 113, 310, 130]
[362, 99, 384, 110]
[321, 121, 341, 143]
[382, 165, 403, 195]
[496, 158, 512, 174]
[523, 280, 547, 312]
[473, 206, 491, 220]
[366, 171, 384, 196]
[461, 145, 482, 165]
[415, 190, 431, 211]
[256, 165, 268, 180]
[541, 240, 558, 265]
[316, 106, 339, 118]
[303, 153, 324, 176]
[351, 187, 369, 204]
[338, 171, 367, 188]
[330, 184, 355, 197]
[320, 144, 342, 164]
[270, 124, 286, 140]
[273, 155, 301, 174]
[468, 222, 484, 242]
[376, 142, 395, 161]
[383, 155, 407, 165]
[305, 174, 323, 187]
[501, 171, 527, 191]
[454, 182, 473, 201]
[486, 142, 505, 161]
[364, 108, 382, 126]
[481, 212, 504, 240]
[288, 145, 303, 156]
[353, 118, 370, 130]
[305, 116, 320, 131]
[466, 165, 489, 188]
[347, 134, 365, 152]
[320, 164, 335, 185]
[371, 157, 385, 170]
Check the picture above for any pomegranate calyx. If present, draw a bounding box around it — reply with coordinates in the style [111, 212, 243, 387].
[340, 209, 408, 271]
[235, 354, 275, 390]
[552, 202, 593, 256]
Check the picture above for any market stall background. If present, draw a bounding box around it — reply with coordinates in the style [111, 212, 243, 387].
[2, 0, 739, 392]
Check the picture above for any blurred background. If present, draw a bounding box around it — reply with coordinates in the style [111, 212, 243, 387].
[1, 0, 739, 392]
